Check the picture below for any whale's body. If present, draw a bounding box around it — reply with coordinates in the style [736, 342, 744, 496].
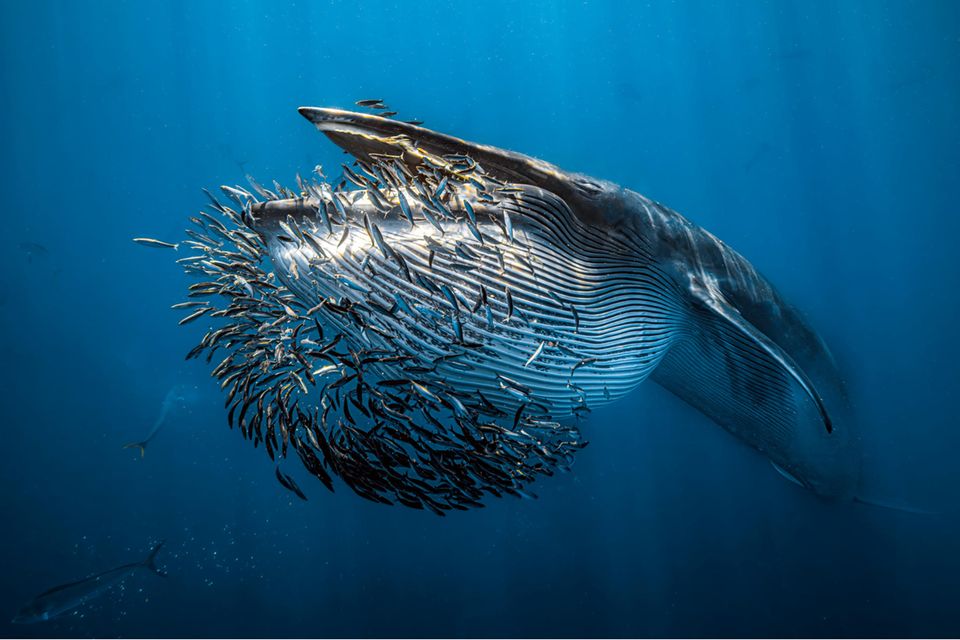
[170, 107, 860, 510]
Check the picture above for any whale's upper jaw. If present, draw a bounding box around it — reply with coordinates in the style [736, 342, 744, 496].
[298, 107, 625, 223]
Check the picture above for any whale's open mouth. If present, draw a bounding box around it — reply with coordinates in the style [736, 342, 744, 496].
[173, 137, 684, 512]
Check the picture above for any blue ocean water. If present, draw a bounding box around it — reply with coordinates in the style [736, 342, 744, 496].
[1, 0, 958, 636]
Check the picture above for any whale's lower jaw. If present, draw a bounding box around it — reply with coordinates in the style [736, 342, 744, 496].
[262, 187, 686, 419]
[174, 162, 691, 511]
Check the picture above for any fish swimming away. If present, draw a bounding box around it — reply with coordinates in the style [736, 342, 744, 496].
[275, 466, 308, 501]
[133, 237, 179, 250]
[148, 106, 861, 512]
[12, 541, 166, 624]
[19, 241, 48, 262]
[123, 384, 194, 457]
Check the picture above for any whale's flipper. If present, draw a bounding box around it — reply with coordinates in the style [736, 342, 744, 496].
[298, 107, 611, 212]
[771, 462, 805, 487]
[691, 284, 834, 435]
[652, 282, 851, 495]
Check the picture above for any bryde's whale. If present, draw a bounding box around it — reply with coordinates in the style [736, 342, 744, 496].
[154, 106, 860, 512]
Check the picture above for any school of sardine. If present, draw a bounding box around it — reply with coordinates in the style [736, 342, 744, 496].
[143, 127, 612, 513]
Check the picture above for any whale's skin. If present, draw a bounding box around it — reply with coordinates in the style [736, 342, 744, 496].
[170, 107, 860, 510]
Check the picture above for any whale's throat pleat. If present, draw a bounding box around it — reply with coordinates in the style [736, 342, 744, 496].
[261, 187, 686, 416]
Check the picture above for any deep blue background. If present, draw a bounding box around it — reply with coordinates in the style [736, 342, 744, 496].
[1, 1, 958, 637]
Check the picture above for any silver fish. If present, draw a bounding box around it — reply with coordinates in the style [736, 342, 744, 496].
[133, 237, 179, 250]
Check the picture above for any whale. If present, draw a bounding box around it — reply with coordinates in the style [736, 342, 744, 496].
[163, 106, 861, 511]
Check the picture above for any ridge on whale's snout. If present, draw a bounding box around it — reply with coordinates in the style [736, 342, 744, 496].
[297, 106, 635, 226]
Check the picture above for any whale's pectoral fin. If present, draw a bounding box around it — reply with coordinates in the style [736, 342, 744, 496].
[693, 287, 834, 435]
[298, 107, 608, 208]
[652, 282, 836, 475]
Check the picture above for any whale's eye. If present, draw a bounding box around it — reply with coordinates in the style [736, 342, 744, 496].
[574, 177, 603, 197]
